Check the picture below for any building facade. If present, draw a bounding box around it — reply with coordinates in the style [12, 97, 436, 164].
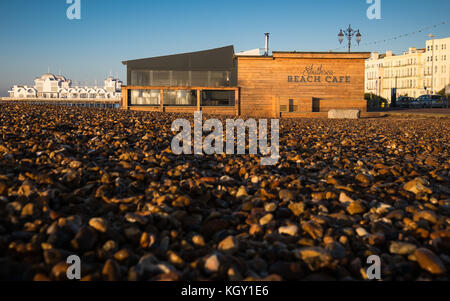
[425, 37, 450, 94]
[8, 74, 122, 100]
[365, 36, 450, 101]
[122, 46, 370, 117]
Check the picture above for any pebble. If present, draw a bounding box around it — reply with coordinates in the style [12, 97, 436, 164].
[124, 213, 148, 225]
[301, 221, 323, 240]
[89, 217, 108, 233]
[114, 249, 130, 262]
[346, 201, 366, 215]
[389, 241, 417, 255]
[414, 248, 447, 275]
[259, 214, 273, 226]
[288, 202, 305, 216]
[413, 210, 439, 224]
[102, 259, 121, 281]
[249, 224, 263, 236]
[204, 254, 220, 274]
[325, 242, 346, 259]
[278, 225, 299, 236]
[403, 178, 432, 195]
[20, 203, 35, 217]
[140, 232, 156, 249]
[18, 180, 37, 198]
[71, 227, 98, 251]
[192, 235, 205, 247]
[279, 190, 295, 202]
[251, 176, 260, 184]
[264, 202, 277, 213]
[218, 236, 239, 254]
[356, 227, 369, 237]
[51, 262, 69, 281]
[295, 247, 332, 271]
[355, 174, 371, 184]
[103, 240, 118, 253]
[368, 233, 385, 246]
[236, 186, 248, 198]
[339, 192, 354, 204]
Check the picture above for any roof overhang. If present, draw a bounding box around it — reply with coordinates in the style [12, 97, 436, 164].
[122, 45, 235, 71]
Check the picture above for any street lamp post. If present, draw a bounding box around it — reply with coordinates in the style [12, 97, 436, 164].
[379, 76, 382, 105]
[338, 25, 362, 53]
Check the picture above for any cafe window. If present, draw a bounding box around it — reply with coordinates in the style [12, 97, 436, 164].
[164, 90, 197, 106]
[210, 71, 230, 87]
[130, 70, 231, 87]
[130, 89, 161, 106]
[153, 71, 170, 86]
[171, 71, 190, 86]
[191, 71, 209, 86]
[201, 90, 235, 107]
[131, 71, 151, 86]
[289, 99, 294, 112]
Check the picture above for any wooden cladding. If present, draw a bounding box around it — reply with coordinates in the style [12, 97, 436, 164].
[237, 52, 370, 117]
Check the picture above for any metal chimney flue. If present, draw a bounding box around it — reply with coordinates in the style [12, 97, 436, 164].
[264, 33, 270, 56]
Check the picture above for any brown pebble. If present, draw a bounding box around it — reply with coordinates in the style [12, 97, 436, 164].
[414, 248, 447, 275]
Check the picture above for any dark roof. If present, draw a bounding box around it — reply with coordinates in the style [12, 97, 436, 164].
[122, 45, 235, 71]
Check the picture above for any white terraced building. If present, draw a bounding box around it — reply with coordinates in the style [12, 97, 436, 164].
[365, 36, 450, 101]
[8, 74, 122, 100]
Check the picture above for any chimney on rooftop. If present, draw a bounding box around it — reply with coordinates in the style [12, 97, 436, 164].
[264, 33, 270, 56]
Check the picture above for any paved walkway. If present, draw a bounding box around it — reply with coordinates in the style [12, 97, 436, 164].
[389, 108, 450, 115]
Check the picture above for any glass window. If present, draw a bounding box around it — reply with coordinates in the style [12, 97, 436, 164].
[152, 71, 170, 86]
[201, 90, 235, 107]
[131, 71, 151, 86]
[210, 71, 231, 87]
[172, 71, 190, 86]
[164, 90, 197, 106]
[191, 71, 209, 86]
[130, 70, 233, 87]
[130, 89, 161, 106]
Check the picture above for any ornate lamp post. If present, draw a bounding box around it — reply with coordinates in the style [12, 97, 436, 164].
[338, 25, 362, 53]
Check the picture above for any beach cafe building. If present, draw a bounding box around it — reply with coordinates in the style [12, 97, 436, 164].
[121, 45, 370, 117]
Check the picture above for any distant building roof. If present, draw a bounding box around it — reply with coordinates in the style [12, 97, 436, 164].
[236, 48, 264, 56]
[41, 73, 56, 80]
[56, 75, 67, 81]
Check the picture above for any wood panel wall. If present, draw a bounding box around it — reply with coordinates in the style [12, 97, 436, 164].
[237, 52, 370, 117]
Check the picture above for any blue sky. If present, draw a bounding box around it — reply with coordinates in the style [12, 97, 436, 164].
[0, 0, 449, 96]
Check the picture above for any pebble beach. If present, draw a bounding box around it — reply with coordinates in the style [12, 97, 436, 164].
[0, 104, 449, 281]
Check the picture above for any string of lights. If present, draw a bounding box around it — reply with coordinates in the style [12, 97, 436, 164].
[330, 20, 450, 51]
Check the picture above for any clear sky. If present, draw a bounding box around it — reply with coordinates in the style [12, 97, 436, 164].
[1, 0, 449, 96]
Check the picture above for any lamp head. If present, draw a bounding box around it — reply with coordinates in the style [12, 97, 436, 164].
[356, 30, 362, 45]
[338, 30, 344, 44]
